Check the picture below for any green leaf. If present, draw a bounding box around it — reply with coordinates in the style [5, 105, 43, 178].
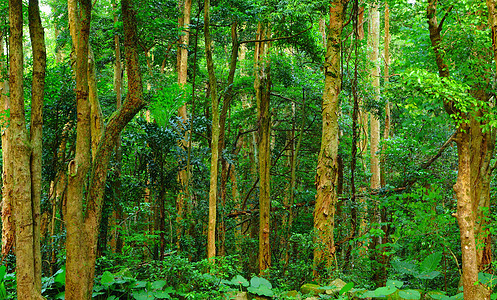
[387, 279, 403, 289]
[392, 260, 418, 275]
[358, 290, 376, 298]
[374, 286, 397, 296]
[55, 291, 65, 299]
[450, 293, 464, 300]
[231, 275, 249, 287]
[153, 290, 171, 299]
[101, 271, 115, 286]
[150, 280, 167, 290]
[54, 267, 66, 286]
[0, 266, 6, 282]
[0, 282, 6, 300]
[479, 272, 497, 287]
[250, 276, 272, 289]
[420, 252, 442, 273]
[107, 296, 119, 300]
[339, 282, 354, 295]
[415, 271, 440, 280]
[399, 289, 421, 300]
[429, 294, 451, 300]
[133, 290, 153, 300]
[133, 281, 148, 289]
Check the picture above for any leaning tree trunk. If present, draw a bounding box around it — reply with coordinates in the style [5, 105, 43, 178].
[64, 0, 145, 297]
[313, 0, 346, 279]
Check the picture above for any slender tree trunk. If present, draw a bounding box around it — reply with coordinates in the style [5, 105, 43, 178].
[1, 30, 14, 261]
[176, 0, 192, 250]
[9, 0, 45, 297]
[204, 0, 220, 260]
[313, 0, 345, 279]
[28, 0, 46, 292]
[254, 22, 272, 274]
[369, 2, 380, 191]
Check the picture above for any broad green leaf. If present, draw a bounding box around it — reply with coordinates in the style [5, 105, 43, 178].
[415, 271, 440, 280]
[250, 276, 272, 289]
[420, 252, 442, 273]
[247, 285, 274, 297]
[151, 280, 167, 290]
[0, 266, 6, 282]
[339, 282, 354, 295]
[132, 281, 148, 289]
[55, 291, 65, 300]
[479, 272, 497, 287]
[101, 271, 115, 286]
[399, 289, 421, 300]
[374, 286, 396, 296]
[133, 290, 153, 300]
[0, 282, 6, 300]
[450, 293, 464, 300]
[387, 279, 403, 289]
[153, 290, 171, 299]
[391, 260, 418, 275]
[54, 268, 66, 286]
[358, 290, 376, 298]
[107, 296, 118, 300]
[231, 275, 249, 287]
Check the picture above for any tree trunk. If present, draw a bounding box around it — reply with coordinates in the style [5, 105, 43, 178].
[176, 0, 192, 250]
[313, 0, 345, 279]
[254, 22, 272, 274]
[204, 0, 220, 260]
[369, 2, 380, 191]
[64, 0, 145, 297]
[427, 1, 491, 298]
[9, 0, 46, 297]
[1, 29, 14, 261]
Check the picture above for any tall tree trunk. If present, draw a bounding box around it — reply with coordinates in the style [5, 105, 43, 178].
[369, 2, 380, 191]
[64, 0, 145, 297]
[313, 0, 346, 279]
[110, 0, 124, 254]
[254, 22, 272, 274]
[176, 0, 192, 250]
[427, 1, 491, 298]
[9, 0, 46, 297]
[28, 0, 46, 292]
[1, 29, 14, 261]
[204, 0, 220, 260]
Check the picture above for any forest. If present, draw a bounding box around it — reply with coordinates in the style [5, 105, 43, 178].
[1, 0, 497, 299]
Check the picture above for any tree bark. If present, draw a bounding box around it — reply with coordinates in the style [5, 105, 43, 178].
[313, 0, 346, 279]
[176, 0, 192, 250]
[204, 0, 220, 260]
[64, 0, 145, 297]
[9, 0, 45, 297]
[427, 1, 492, 298]
[254, 22, 272, 274]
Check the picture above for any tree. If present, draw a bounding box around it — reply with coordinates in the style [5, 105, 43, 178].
[7, 0, 46, 297]
[313, 0, 347, 279]
[426, 1, 494, 298]
[64, 0, 145, 296]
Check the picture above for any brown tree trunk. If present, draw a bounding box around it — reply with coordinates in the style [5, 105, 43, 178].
[64, 0, 145, 297]
[369, 2, 380, 191]
[427, 1, 491, 298]
[254, 22, 272, 275]
[205, 0, 220, 260]
[176, 0, 192, 251]
[9, 0, 46, 297]
[313, 0, 346, 279]
[1, 29, 14, 261]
